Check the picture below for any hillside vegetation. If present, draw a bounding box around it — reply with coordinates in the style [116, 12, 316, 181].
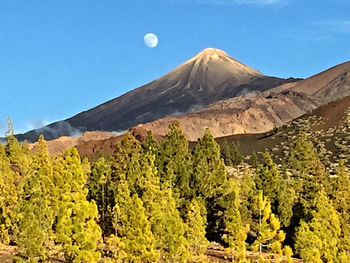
[0, 119, 349, 262]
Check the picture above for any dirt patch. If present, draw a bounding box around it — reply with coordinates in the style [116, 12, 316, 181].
[0, 245, 15, 262]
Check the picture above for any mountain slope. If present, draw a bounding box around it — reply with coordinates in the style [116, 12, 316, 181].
[29, 93, 350, 159]
[135, 90, 318, 141]
[134, 61, 350, 140]
[217, 95, 350, 173]
[288, 61, 350, 97]
[17, 48, 296, 142]
[41, 95, 350, 161]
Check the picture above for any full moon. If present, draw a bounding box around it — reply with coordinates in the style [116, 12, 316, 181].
[144, 33, 158, 48]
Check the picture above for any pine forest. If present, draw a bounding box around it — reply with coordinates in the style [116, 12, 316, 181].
[0, 120, 349, 263]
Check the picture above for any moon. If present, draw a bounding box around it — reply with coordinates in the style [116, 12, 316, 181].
[144, 33, 158, 48]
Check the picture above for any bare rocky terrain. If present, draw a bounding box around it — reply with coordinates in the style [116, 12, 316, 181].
[132, 61, 350, 141]
[135, 90, 317, 141]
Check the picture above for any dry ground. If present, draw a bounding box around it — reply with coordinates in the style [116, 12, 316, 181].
[0, 245, 16, 262]
[0, 244, 303, 262]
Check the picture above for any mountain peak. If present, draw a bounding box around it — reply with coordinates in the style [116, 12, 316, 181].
[185, 47, 264, 78]
[190, 48, 229, 62]
[196, 47, 228, 58]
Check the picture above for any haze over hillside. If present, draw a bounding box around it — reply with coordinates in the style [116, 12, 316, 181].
[16, 48, 296, 142]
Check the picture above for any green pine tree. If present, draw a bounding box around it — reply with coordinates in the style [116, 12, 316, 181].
[111, 132, 142, 195]
[221, 139, 243, 167]
[289, 133, 329, 199]
[158, 122, 193, 206]
[141, 130, 160, 156]
[295, 190, 341, 262]
[193, 128, 227, 199]
[289, 133, 323, 174]
[288, 132, 329, 227]
[88, 157, 115, 237]
[250, 151, 259, 169]
[111, 175, 159, 262]
[193, 128, 228, 241]
[141, 152, 190, 261]
[254, 152, 296, 227]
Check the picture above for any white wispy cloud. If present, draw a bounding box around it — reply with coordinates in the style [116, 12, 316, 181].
[284, 19, 350, 44]
[314, 19, 350, 34]
[233, 0, 287, 5]
[182, 0, 288, 6]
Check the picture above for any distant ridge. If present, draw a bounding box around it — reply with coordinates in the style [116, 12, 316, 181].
[17, 48, 295, 142]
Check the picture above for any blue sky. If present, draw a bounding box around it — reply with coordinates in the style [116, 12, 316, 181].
[0, 0, 349, 134]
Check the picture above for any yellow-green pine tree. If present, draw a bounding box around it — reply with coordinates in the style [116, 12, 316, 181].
[223, 179, 249, 263]
[184, 198, 208, 261]
[238, 166, 257, 232]
[15, 135, 56, 261]
[295, 190, 341, 262]
[284, 246, 293, 263]
[0, 146, 18, 244]
[141, 152, 190, 261]
[252, 191, 285, 262]
[4, 117, 31, 177]
[54, 148, 101, 263]
[332, 160, 350, 262]
[112, 175, 159, 262]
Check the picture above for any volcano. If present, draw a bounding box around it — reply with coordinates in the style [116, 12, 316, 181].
[17, 48, 295, 142]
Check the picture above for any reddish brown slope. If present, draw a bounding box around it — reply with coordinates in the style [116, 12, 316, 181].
[289, 61, 350, 97]
[29, 127, 164, 160]
[76, 126, 164, 160]
[29, 131, 117, 155]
